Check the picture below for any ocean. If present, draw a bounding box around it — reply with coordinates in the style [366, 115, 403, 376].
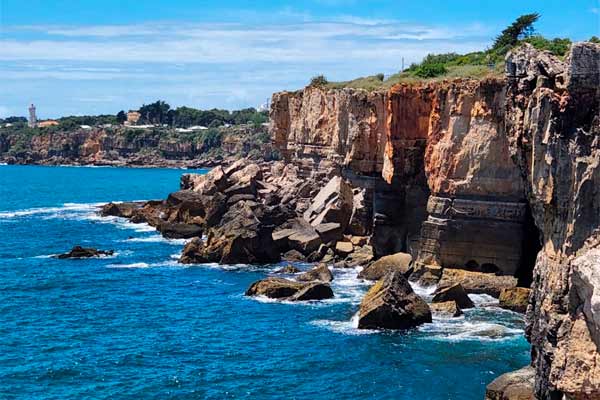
[0, 165, 530, 399]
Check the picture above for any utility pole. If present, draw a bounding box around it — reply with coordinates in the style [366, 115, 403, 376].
[401, 57, 405, 72]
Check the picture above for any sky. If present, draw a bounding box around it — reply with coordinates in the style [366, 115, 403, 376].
[0, 0, 598, 119]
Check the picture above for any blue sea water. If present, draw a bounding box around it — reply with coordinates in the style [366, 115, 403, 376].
[0, 165, 530, 400]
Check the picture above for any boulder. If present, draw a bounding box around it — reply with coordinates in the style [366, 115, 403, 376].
[411, 264, 443, 286]
[315, 222, 343, 244]
[100, 201, 143, 218]
[430, 301, 463, 318]
[274, 265, 301, 274]
[245, 277, 304, 299]
[335, 241, 354, 256]
[499, 287, 531, 313]
[438, 269, 517, 297]
[282, 249, 306, 262]
[183, 166, 227, 194]
[306, 244, 330, 262]
[291, 282, 334, 301]
[303, 176, 354, 230]
[350, 236, 369, 246]
[157, 222, 202, 239]
[184, 201, 280, 264]
[358, 252, 412, 280]
[357, 272, 432, 330]
[179, 237, 207, 264]
[347, 188, 370, 236]
[55, 246, 114, 259]
[288, 230, 322, 255]
[432, 283, 475, 309]
[245, 277, 333, 301]
[296, 264, 333, 282]
[345, 245, 374, 268]
[485, 366, 535, 400]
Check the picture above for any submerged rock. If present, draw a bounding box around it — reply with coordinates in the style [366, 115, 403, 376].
[358, 272, 432, 330]
[432, 283, 475, 309]
[55, 246, 114, 259]
[358, 252, 412, 280]
[274, 265, 301, 274]
[100, 201, 144, 218]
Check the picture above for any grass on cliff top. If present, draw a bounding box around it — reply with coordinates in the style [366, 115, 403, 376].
[324, 64, 504, 91]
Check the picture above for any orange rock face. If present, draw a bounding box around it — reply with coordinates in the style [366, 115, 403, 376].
[271, 87, 387, 176]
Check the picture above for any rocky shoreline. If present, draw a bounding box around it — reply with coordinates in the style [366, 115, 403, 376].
[90, 42, 599, 400]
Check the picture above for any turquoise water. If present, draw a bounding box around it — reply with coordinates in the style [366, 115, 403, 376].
[0, 165, 530, 400]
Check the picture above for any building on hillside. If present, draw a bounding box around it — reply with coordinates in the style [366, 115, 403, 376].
[37, 120, 59, 128]
[125, 111, 141, 126]
[28, 104, 37, 128]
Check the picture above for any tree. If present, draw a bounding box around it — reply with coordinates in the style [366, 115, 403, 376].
[116, 110, 127, 124]
[590, 36, 600, 44]
[138, 100, 171, 125]
[492, 13, 540, 51]
[309, 75, 328, 87]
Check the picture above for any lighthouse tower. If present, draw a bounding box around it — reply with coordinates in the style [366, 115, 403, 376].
[28, 104, 37, 128]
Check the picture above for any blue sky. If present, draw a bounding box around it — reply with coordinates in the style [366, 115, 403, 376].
[0, 0, 598, 118]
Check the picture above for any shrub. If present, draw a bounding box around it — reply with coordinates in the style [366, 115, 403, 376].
[414, 63, 447, 78]
[310, 75, 329, 87]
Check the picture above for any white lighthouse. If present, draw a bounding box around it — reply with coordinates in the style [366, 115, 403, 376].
[28, 104, 37, 128]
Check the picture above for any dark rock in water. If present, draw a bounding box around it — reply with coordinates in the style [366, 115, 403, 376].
[432, 283, 475, 309]
[55, 246, 114, 259]
[245, 277, 334, 301]
[100, 202, 144, 218]
[358, 272, 432, 330]
[291, 282, 334, 301]
[157, 222, 202, 239]
[245, 277, 304, 299]
[179, 238, 207, 264]
[358, 252, 412, 280]
[282, 249, 305, 262]
[296, 263, 333, 282]
[274, 265, 301, 274]
[485, 366, 535, 400]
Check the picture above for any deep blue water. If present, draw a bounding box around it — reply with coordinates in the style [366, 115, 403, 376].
[0, 165, 530, 400]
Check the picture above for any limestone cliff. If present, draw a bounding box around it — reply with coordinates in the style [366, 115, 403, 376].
[270, 42, 600, 399]
[0, 124, 270, 167]
[505, 43, 600, 399]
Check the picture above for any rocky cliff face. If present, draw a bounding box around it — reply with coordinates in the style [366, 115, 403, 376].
[270, 42, 600, 399]
[0, 124, 270, 167]
[505, 43, 600, 399]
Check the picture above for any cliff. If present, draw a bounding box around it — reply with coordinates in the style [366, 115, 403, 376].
[0, 124, 272, 168]
[270, 42, 600, 399]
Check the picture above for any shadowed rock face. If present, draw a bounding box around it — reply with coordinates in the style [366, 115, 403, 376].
[270, 42, 600, 398]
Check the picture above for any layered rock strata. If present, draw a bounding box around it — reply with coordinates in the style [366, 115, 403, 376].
[270, 42, 600, 399]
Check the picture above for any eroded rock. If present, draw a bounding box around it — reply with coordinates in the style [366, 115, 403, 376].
[358, 272, 432, 330]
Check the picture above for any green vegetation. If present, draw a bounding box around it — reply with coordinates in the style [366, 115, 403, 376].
[136, 100, 268, 128]
[325, 13, 578, 90]
[309, 75, 329, 87]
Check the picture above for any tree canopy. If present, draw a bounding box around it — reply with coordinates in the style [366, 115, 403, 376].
[492, 13, 540, 51]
